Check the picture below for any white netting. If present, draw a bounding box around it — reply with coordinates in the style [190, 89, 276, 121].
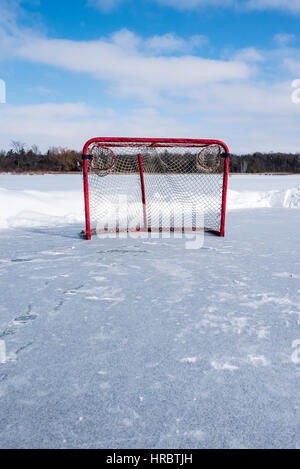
[86, 142, 226, 234]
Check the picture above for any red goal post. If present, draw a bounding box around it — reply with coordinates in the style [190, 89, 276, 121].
[82, 137, 230, 240]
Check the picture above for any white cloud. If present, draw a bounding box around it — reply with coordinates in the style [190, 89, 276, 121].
[0, 1, 25, 59]
[0, 103, 194, 151]
[274, 33, 296, 46]
[0, 100, 299, 154]
[87, 0, 300, 14]
[156, 0, 300, 13]
[233, 47, 265, 62]
[186, 80, 300, 115]
[146, 33, 208, 53]
[146, 33, 186, 53]
[155, 0, 233, 10]
[87, 0, 125, 13]
[246, 0, 300, 13]
[15, 33, 250, 102]
[284, 58, 300, 74]
[27, 86, 52, 95]
[0, 0, 43, 60]
[85, 0, 300, 14]
[111, 29, 141, 50]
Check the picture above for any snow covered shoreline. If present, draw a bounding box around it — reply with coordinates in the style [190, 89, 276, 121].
[0, 174, 299, 230]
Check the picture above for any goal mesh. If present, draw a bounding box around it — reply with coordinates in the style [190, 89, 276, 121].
[83, 139, 228, 236]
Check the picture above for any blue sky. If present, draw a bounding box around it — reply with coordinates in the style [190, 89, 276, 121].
[0, 0, 300, 152]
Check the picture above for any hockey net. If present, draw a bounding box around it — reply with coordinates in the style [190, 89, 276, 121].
[82, 138, 229, 239]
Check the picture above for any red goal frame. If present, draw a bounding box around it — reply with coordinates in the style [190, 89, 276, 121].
[82, 137, 230, 240]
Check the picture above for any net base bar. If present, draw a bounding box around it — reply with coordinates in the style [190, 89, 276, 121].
[81, 227, 222, 238]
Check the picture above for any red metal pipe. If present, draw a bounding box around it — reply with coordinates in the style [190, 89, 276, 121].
[220, 153, 230, 237]
[83, 137, 229, 153]
[138, 153, 147, 231]
[82, 158, 91, 240]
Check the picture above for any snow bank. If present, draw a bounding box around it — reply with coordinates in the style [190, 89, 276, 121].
[0, 176, 299, 230]
[0, 188, 84, 229]
[228, 185, 300, 210]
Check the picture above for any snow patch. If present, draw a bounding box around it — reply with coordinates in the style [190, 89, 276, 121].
[247, 355, 270, 367]
[99, 382, 111, 390]
[184, 429, 205, 441]
[211, 361, 239, 371]
[273, 272, 300, 279]
[179, 357, 197, 364]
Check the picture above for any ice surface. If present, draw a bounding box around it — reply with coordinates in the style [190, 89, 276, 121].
[0, 174, 299, 449]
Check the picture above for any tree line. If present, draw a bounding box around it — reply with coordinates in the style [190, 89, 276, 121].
[0, 142, 82, 173]
[0, 142, 299, 173]
[229, 151, 300, 173]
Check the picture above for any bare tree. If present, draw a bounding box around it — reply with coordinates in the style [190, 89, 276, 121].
[11, 141, 26, 153]
[31, 144, 40, 155]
